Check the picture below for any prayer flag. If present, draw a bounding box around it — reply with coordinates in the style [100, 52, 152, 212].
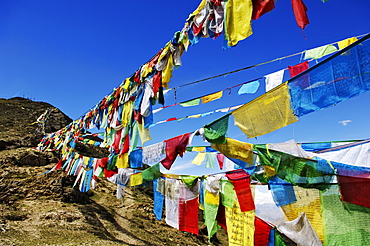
[265, 69, 285, 92]
[303, 44, 338, 60]
[288, 61, 309, 78]
[238, 80, 260, 94]
[337, 37, 358, 50]
[225, 0, 253, 46]
[291, 0, 309, 29]
[233, 83, 298, 138]
[180, 98, 201, 107]
[201, 91, 223, 104]
[203, 115, 230, 144]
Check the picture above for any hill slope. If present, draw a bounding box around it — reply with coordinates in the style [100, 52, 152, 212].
[0, 97, 227, 245]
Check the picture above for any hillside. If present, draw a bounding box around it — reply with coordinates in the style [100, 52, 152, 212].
[0, 97, 227, 246]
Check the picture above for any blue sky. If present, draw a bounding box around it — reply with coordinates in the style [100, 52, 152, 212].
[1, 0, 370, 153]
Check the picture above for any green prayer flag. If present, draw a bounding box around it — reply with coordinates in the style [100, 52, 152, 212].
[255, 145, 335, 190]
[203, 115, 229, 144]
[220, 180, 235, 208]
[142, 163, 162, 181]
[205, 152, 215, 168]
[321, 185, 370, 245]
[304, 44, 338, 60]
[274, 230, 290, 246]
[180, 98, 201, 107]
[180, 175, 198, 188]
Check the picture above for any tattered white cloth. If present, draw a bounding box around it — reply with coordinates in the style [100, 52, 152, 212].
[277, 212, 322, 246]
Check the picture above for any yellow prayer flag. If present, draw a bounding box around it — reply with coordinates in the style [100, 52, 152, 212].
[116, 153, 129, 168]
[187, 114, 201, 119]
[83, 157, 90, 165]
[130, 172, 143, 186]
[141, 63, 153, 78]
[192, 146, 205, 152]
[205, 190, 219, 206]
[187, 0, 207, 21]
[161, 53, 173, 88]
[138, 122, 152, 146]
[225, 202, 255, 246]
[281, 187, 323, 241]
[337, 37, 358, 50]
[264, 165, 277, 178]
[202, 91, 223, 104]
[211, 137, 254, 164]
[192, 152, 207, 165]
[121, 100, 133, 127]
[225, 0, 253, 47]
[232, 83, 298, 138]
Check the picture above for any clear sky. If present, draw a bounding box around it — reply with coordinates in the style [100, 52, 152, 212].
[1, 0, 370, 154]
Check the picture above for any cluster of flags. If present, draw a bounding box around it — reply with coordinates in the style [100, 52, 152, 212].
[32, 0, 370, 244]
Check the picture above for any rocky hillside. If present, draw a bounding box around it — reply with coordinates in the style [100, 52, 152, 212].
[0, 97, 227, 245]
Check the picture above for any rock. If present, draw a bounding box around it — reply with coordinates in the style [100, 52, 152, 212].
[18, 150, 59, 167]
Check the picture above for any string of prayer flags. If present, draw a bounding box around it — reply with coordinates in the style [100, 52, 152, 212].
[265, 69, 285, 92]
[252, 0, 275, 20]
[233, 83, 298, 138]
[290, 36, 370, 117]
[337, 37, 358, 50]
[161, 133, 191, 170]
[291, 0, 309, 29]
[224, 0, 253, 47]
[238, 80, 260, 94]
[211, 137, 255, 165]
[203, 115, 230, 144]
[277, 212, 322, 246]
[303, 44, 338, 60]
[288, 61, 309, 78]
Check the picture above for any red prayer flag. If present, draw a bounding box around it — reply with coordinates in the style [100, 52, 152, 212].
[254, 217, 273, 246]
[216, 203, 227, 230]
[161, 133, 191, 170]
[252, 0, 275, 20]
[339, 175, 370, 209]
[179, 197, 199, 235]
[112, 128, 122, 154]
[288, 61, 309, 78]
[291, 0, 309, 29]
[104, 168, 118, 178]
[226, 170, 255, 212]
[55, 158, 63, 170]
[216, 153, 225, 170]
[97, 157, 109, 168]
[153, 71, 162, 96]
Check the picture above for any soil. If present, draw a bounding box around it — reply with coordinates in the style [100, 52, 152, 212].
[0, 98, 228, 246]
